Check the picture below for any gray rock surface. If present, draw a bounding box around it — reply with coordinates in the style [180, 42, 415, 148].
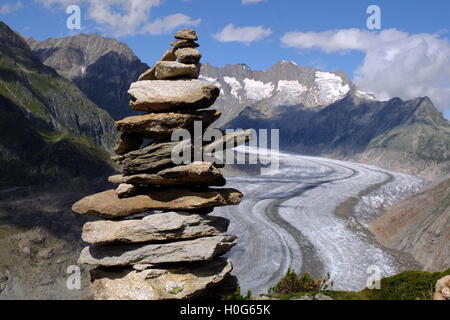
[154, 61, 200, 80]
[89, 258, 232, 300]
[79, 235, 237, 266]
[115, 183, 138, 198]
[128, 80, 219, 112]
[108, 162, 226, 187]
[114, 133, 143, 155]
[176, 48, 202, 64]
[112, 140, 189, 174]
[160, 48, 177, 61]
[115, 110, 220, 139]
[82, 211, 230, 245]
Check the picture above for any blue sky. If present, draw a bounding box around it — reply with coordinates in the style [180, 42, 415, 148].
[1, 0, 449, 118]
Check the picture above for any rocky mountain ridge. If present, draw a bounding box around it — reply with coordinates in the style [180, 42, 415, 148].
[25, 33, 149, 119]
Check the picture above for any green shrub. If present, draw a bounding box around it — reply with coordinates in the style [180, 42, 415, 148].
[223, 286, 252, 300]
[269, 269, 333, 296]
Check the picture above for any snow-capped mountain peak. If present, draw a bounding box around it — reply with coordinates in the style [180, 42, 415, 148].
[200, 62, 370, 126]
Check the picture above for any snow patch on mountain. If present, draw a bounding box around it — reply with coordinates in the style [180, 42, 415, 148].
[199, 75, 224, 94]
[276, 80, 308, 105]
[243, 78, 275, 102]
[355, 90, 376, 100]
[315, 71, 350, 105]
[224, 76, 243, 99]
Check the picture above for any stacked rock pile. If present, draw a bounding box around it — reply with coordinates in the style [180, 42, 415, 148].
[72, 29, 245, 300]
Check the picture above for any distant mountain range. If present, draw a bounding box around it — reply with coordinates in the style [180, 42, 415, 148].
[16, 25, 450, 180]
[202, 62, 450, 180]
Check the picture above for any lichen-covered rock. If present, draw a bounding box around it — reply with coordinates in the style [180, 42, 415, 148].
[128, 80, 219, 113]
[89, 258, 232, 300]
[82, 211, 229, 245]
[72, 188, 242, 218]
[79, 236, 237, 266]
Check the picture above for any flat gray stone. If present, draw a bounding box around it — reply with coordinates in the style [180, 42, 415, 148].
[108, 162, 226, 187]
[82, 211, 229, 245]
[115, 110, 220, 139]
[128, 80, 219, 113]
[79, 235, 237, 266]
[154, 61, 200, 80]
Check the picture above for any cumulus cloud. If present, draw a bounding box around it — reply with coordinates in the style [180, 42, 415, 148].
[214, 24, 272, 45]
[36, 0, 201, 37]
[242, 0, 266, 4]
[281, 28, 450, 112]
[143, 13, 200, 35]
[0, 1, 23, 14]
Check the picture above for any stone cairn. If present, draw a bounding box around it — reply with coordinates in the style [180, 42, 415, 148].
[72, 29, 246, 300]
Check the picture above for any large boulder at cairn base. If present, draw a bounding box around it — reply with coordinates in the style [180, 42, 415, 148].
[115, 110, 221, 139]
[79, 235, 237, 266]
[72, 188, 243, 218]
[89, 258, 232, 300]
[128, 80, 219, 112]
[82, 211, 230, 245]
[108, 162, 226, 187]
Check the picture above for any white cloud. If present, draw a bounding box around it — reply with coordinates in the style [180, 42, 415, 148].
[214, 24, 272, 45]
[36, 0, 201, 37]
[242, 0, 266, 4]
[142, 13, 201, 35]
[0, 1, 23, 14]
[281, 28, 450, 112]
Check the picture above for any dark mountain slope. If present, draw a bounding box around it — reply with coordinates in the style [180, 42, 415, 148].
[0, 22, 116, 149]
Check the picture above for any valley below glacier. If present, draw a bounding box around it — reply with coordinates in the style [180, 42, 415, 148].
[213, 149, 430, 294]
